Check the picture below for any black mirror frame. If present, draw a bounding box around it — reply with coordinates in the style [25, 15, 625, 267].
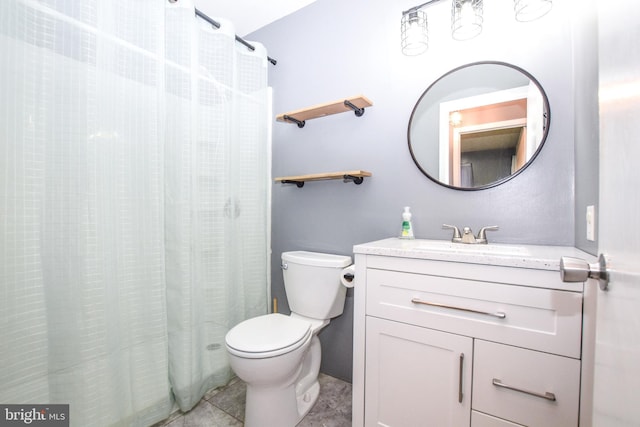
[407, 61, 551, 191]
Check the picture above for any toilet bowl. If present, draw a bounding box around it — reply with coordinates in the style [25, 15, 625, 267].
[224, 251, 352, 427]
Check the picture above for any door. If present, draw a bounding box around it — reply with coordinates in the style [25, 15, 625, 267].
[365, 317, 472, 427]
[593, 0, 640, 424]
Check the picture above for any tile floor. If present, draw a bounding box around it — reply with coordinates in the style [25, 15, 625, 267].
[153, 373, 352, 427]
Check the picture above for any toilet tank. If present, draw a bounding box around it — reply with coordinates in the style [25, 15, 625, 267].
[281, 251, 352, 320]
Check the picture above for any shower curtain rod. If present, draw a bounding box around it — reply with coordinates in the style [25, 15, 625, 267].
[195, 8, 277, 66]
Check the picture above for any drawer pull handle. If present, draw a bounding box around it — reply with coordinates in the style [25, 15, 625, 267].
[492, 378, 557, 402]
[458, 353, 464, 403]
[410, 298, 506, 319]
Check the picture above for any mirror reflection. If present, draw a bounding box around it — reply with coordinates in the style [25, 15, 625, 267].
[408, 61, 550, 190]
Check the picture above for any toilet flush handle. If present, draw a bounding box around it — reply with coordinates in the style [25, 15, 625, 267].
[281, 262, 288, 270]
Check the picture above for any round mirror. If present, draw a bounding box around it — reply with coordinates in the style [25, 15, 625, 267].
[408, 61, 550, 190]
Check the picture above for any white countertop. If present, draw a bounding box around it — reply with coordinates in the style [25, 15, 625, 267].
[353, 238, 595, 271]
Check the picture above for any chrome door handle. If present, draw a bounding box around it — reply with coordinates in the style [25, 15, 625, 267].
[560, 254, 610, 290]
[492, 378, 556, 402]
[411, 298, 506, 319]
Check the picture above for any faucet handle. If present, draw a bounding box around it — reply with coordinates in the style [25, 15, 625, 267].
[476, 226, 499, 243]
[442, 224, 462, 242]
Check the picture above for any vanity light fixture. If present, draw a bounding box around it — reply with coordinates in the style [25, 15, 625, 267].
[514, 0, 553, 22]
[401, 9, 429, 56]
[451, 0, 483, 41]
[401, 0, 552, 55]
[401, 0, 441, 56]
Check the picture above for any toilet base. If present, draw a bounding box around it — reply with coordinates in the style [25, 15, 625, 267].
[243, 335, 322, 427]
[244, 379, 320, 427]
[296, 379, 320, 421]
[244, 381, 299, 427]
[244, 380, 321, 427]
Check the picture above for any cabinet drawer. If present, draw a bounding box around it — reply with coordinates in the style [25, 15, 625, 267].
[473, 340, 580, 427]
[366, 269, 583, 357]
[472, 411, 524, 427]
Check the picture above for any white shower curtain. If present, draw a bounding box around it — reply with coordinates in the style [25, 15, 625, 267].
[0, 0, 270, 424]
[164, 1, 270, 411]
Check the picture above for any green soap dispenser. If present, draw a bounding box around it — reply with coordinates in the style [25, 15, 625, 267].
[400, 206, 415, 239]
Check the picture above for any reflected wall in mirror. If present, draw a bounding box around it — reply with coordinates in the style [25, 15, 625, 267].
[408, 61, 550, 190]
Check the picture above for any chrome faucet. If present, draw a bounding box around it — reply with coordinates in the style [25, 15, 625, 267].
[442, 224, 463, 243]
[442, 224, 499, 244]
[476, 225, 499, 244]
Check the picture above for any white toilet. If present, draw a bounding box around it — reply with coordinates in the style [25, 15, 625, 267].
[225, 250, 352, 427]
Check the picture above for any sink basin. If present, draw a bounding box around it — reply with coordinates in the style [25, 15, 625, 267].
[414, 240, 529, 257]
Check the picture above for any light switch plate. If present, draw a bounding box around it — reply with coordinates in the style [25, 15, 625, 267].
[586, 205, 595, 241]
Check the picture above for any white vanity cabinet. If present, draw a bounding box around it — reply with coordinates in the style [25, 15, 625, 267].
[352, 238, 592, 427]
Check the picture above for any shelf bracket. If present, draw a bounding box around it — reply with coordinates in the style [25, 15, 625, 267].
[344, 100, 365, 117]
[281, 180, 305, 188]
[283, 115, 306, 128]
[344, 174, 365, 185]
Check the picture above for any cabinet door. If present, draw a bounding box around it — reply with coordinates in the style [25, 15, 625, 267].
[365, 317, 472, 427]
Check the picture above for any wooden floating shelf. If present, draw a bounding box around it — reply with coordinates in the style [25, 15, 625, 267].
[276, 95, 373, 128]
[274, 170, 372, 188]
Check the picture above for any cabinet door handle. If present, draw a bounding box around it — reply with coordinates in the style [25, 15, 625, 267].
[458, 353, 464, 403]
[410, 298, 506, 319]
[492, 378, 557, 402]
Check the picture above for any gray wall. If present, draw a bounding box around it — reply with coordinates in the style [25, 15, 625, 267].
[572, 0, 600, 255]
[251, 0, 596, 382]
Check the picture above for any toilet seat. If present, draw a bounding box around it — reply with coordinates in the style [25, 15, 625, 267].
[225, 313, 312, 359]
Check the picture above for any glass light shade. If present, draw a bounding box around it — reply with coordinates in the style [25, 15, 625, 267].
[514, 0, 552, 22]
[401, 10, 428, 56]
[451, 0, 483, 41]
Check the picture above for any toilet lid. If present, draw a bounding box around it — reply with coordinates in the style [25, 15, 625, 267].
[225, 313, 311, 357]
